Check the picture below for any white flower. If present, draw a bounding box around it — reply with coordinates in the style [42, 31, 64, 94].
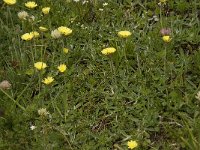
[99, 8, 104, 11]
[18, 11, 29, 20]
[28, 15, 35, 22]
[51, 29, 62, 39]
[82, 0, 88, 4]
[38, 108, 49, 116]
[73, 0, 80, 2]
[30, 125, 37, 130]
[103, 3, 108, 7]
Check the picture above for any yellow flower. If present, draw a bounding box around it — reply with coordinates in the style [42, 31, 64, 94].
[160, 0, 167, 2]
[42, 7, 50, 15]
[3, 0, 16, 5]
[127, 140, 138, 149]
[39, 26, 48, 32]
[63, 48, 69, 54]
[118, 30, 132, 38]
[162, 35, 171, 43]
[25, 1, 37, 9]
[58, 26, 72, 36]
[101, 47, 116, 55]
[21, 33, 34, 41]
[34, 62, 47, 70]
[42, 76, 54, 85]
[57, 64, 67, 73]
[30, 31, 40, 38]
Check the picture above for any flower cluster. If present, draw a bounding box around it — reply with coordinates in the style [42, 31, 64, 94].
[21, 31, 40, 41]
[34, 61, 67, 85]
[34, 62, 47, 70]
[51, 26, 73, 39]
[101, 30, 132, 56]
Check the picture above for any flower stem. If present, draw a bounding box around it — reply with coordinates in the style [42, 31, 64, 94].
[0, 88, 25, 111]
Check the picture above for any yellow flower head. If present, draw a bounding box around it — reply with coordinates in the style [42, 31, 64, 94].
[25, 1, 37, 9]
[118, 30, 132, 38]
[57, 64, 67, 73]
[3, 0, 16, 5]
[58, 26, 72, 36]
[63, 48, 69, 54]
[39, 26, 48, 32]
[162, 35, 171, 43]
[30, 31, 40, 38]
[127, 140, 138, 149]
[160, 0, 167, 2]
[101, 47, 116, 55]
[21, 33, 34, 41]
[42, 7, 50, 15]
[34, 62, 47, 70]
[42, 76, 54, 85]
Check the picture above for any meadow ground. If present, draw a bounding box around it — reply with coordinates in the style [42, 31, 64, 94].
[0, 0, 200, 149]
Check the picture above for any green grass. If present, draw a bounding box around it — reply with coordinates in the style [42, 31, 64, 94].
[0, 0, 200, 149]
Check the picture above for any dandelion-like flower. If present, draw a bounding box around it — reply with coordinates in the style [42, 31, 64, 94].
[39, 26, 48, 32]
[38, 108, 49, 116]
[0, 80, 11, 90]
[63, 48, 69, 54]
[118, 30, 132, 38]
[21, 33, 34, 41]
[162, 35, 171, 43]
[57, 64, 67, 73]
[101, 47, 116, 55]
[25, 1, 37, 9]
[51, 29, 62, 39]
[3, 0, 16, 5]
[42, 7, 50, 15]
[58, 26, 72, 36]
[30, 31, 40, 38]
[34, 62, 47, 70]
[42, 76, 54, 85]
[127, 140, 138, 149]
[18, 11, 29, 20]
